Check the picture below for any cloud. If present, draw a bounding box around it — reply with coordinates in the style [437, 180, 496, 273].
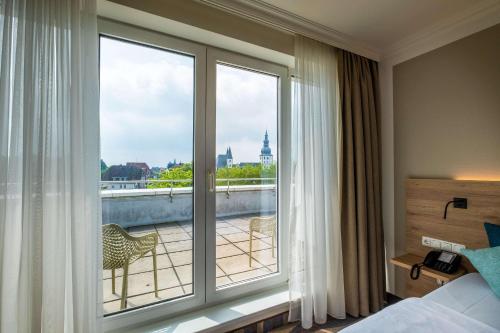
[99, 37, 278, 168]
[216, 64, 278, 163]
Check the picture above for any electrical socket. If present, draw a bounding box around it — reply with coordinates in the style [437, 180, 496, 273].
[430, 239, 441, 248]
[452, 243, 466, 253]
[421, 236, 465, 253]
[422, 236, 433, 247]
[441, 241, 453, 251]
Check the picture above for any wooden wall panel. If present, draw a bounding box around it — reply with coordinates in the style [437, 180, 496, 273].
[404, 179, 500, 296]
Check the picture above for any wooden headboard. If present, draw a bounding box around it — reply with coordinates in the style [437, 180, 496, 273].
[404, 179, 500, 296]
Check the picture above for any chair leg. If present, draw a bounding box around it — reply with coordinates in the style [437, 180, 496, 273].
[249, 230, 253, 267]
[152, 248, 158, 297]
[120, 262, 129, 310]
[111, 268, 116, 294]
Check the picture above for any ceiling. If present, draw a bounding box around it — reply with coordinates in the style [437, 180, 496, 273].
[260, 0, 488, 50]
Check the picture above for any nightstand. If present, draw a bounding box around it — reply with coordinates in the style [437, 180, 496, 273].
[391, 253, 467, 296]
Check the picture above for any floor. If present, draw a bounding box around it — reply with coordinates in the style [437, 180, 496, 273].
[103, 214, 277, 314]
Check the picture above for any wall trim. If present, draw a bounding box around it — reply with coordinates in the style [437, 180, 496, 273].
[196, 0, 382, 61]
[383, 0, 500, 65]
[97, 1, 295, 67]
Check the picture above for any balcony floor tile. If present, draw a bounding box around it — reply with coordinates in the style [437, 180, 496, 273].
[174, 264, 193, 285]
[164, 240, 192, 253]
[221, 232, 255, 243]
[160, 232, 191, 243]
[168, 250, 193, 266]
[217, 254, 263, 275]
[216, 243, 244, 259]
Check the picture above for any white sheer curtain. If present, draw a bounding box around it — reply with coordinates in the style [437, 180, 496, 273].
[289, 35, 345, 329]
[0, 1, 101, 332]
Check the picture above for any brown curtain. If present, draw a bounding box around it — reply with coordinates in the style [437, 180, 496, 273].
[338, 50, 385, 317]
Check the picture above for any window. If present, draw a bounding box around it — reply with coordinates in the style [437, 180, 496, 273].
[213, 63, 279, 289]
[100, 35, 196, 314]
[99, 20, 290, 329]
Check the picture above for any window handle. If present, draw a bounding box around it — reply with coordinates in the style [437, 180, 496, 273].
[208, 171, 215, 192]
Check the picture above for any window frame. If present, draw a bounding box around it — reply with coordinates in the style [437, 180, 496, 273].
[205, 48, 290, 303]
[99, 19, 207, 332]
[98, 19, 291, 332]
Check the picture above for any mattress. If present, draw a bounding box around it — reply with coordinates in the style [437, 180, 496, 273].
[424, 273, 500, 329]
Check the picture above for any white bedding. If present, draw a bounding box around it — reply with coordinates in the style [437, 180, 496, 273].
[424, 273, 500, 329]
[341, 273, 500, 333]
[340, 297, 499, 333]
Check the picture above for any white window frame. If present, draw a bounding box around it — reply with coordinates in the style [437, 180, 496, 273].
[205, 48, 290, 303]
[99, 19, 207, 332]
[98, 19, 291, 332]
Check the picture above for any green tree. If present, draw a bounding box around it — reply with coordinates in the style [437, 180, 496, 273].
[148, 163, 193, 188]
[216, 164, 276, 185]
[148, 162, 277, 189]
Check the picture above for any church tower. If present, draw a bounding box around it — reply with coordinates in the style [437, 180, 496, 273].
[226, 147, 233, 168]
[259, 130, 273, 167]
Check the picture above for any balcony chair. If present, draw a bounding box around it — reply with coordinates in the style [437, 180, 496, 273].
[249, 216, 276, 267]
[102, 224, 159, 310]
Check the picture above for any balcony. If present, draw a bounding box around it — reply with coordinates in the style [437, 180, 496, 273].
[102, 180, 277, 314]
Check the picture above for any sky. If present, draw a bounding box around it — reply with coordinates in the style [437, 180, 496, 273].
[100, 37, 277, 168]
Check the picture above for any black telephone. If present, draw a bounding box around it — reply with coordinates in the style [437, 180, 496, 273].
[410, 250, 461, 280]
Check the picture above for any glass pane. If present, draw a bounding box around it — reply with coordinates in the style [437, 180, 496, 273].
[100, 36, 194, 314]
[215, 64, 279, 289]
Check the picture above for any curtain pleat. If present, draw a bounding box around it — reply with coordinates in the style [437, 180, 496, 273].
[289, 35, 345, 329]
[338, 50, 385, 317]
[0, 1, 101, 332]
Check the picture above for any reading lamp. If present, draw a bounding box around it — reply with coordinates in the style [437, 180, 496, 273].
[443, 197, 468, 219]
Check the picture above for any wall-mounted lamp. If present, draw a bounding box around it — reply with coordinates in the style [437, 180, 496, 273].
[443, 197, 468, 219]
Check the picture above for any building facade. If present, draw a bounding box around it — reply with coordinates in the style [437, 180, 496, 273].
[217, 147, 233, 169]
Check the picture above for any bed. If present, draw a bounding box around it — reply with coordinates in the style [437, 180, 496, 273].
[341, 273, 500, 332]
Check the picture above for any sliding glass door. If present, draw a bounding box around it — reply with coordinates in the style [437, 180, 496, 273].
[99, 19, 289, 330]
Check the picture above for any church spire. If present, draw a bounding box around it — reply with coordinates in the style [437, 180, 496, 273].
[260, 130, 273, 167]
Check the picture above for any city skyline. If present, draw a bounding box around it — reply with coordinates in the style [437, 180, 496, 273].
[101, 133, 275, 169]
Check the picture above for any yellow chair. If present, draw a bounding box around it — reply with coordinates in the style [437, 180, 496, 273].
[102, 224, 159, 309]
[249, 216, 276, 266]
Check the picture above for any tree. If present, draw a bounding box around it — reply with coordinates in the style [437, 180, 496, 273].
[147, 162, 277, 189]
[216, 164, 276, 185]
[148, 163, 193, 188]
[102, 165, 144, 181]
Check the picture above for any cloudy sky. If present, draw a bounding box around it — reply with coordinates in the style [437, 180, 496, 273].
[100, 37, 277, 168]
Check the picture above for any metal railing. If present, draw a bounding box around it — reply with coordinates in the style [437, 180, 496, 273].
[100, 178, 277, 200]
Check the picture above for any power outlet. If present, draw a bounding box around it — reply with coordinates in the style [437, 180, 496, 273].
[430, 239, 441, 248]
[421, 236, 465, 253]
[452, 243, 466, 253]
[441, 241, 453, 252]
[422, 236, 433, 247]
